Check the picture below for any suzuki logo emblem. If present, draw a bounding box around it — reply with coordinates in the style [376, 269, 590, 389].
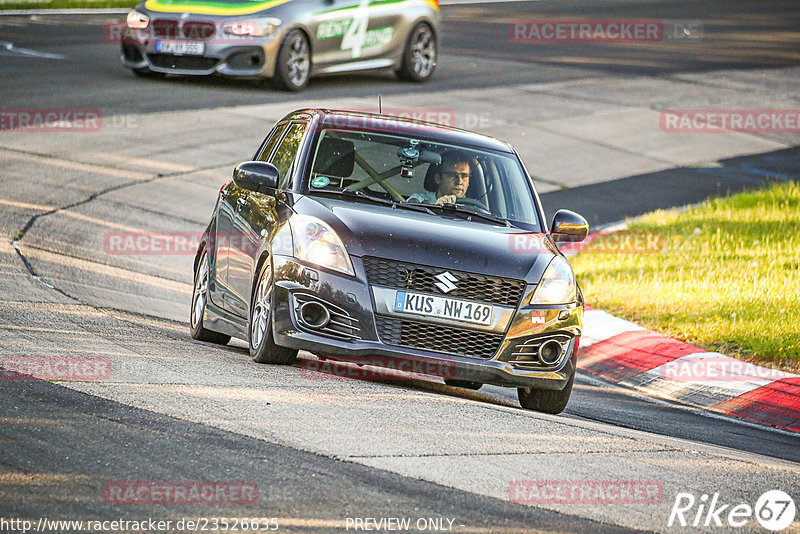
[434, 271, 458, 293]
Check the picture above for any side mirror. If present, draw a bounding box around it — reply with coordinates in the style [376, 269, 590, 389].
[232, 161, 279, 192]
[550, 209, 589, 243]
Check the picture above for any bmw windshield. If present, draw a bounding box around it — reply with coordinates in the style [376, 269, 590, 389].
[304, 128, 543, 231]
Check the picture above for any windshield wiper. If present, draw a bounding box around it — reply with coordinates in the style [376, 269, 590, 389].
[336, 188, 395, 206]
[402, 202, 511, 227]
[314, 189, 435, 215]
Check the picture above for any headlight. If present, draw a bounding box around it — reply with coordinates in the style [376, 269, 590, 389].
[222, 18, 281, 37]
[126, 10, 150, 29]
[531, 256, 577, 305]
[289, 215, 354, 276]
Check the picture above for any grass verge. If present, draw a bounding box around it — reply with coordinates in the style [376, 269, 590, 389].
[571, 180, 800, 372]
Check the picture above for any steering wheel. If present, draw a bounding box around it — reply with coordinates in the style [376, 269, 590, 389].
[455, 197, 491, 213]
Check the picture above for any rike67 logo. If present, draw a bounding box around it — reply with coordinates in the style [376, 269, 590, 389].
[669, 490, 796, 531]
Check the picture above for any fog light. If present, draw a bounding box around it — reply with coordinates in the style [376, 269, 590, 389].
[299, 301, 330, 328]
[538, 340, 563, 365]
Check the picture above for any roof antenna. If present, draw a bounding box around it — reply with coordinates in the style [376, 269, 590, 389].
[378, 94, 382, 114]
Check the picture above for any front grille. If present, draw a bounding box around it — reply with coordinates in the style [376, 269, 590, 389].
[375, 315, 503, 359]
[363, 257, 525, 307]
[182, 21, 216, 40]
[148, 54, 218, 70]
[152, 20, 180, 38]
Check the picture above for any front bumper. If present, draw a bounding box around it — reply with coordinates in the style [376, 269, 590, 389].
[120, 26, 281, 77]
[271, 255, 582, 390]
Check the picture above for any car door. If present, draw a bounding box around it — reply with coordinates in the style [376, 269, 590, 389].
[225, 121, 309, 318]
[215, 122, 287, 313]
[309, 0, 398, 67]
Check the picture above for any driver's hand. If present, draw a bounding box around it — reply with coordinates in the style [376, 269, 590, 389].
[436, 195, 457, 205]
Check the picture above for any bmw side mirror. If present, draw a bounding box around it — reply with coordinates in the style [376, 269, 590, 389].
[550, 209, 589, 243]
[232, 161, 279, 192]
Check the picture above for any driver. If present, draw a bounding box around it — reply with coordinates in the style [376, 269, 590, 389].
[407, 151, 471, 205]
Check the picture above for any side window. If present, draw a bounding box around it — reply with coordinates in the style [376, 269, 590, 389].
[270, 122, 307, 188]
[256, 123, 288, 162]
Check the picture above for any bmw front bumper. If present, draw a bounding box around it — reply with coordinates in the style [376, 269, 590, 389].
[120, 25, 282, 78]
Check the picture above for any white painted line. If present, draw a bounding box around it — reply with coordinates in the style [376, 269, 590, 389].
[581, 308, 643, 347]
[0, 40, 65, 59]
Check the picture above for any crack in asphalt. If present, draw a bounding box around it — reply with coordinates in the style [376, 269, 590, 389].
[6, 148, 233, 332]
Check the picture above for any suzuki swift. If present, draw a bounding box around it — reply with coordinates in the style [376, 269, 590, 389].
[191, 109, 589, 414]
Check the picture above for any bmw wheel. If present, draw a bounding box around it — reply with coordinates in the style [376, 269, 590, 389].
[272, 29, 310, 91]
[249, 261, 298, 364]
[396, 22, 437, 82]
[517, 369, 574, 415]
[190, 251, 231, 345]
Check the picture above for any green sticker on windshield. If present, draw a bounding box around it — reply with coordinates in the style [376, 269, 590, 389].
[311, 176, 330, 188]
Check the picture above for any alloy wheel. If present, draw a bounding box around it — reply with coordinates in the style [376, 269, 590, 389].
[250, 263, 272, 349]
[287, 35, 309, 87]
[191, 253, 209, 328]
[411, 26, 436, 78]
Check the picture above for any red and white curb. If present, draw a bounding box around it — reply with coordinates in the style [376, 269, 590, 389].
[578, 306, 800, 433]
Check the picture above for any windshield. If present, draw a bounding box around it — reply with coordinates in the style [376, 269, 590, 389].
[304, 128, 542, 230]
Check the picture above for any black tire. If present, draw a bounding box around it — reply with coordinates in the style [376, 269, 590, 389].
[190, 251, 231, 345]
[249, 261, 298, 364]
[517, 370, 575, 414]
[396, 22, 437, 83]
[444, 379, 482, 390]
[132, 67, 165, 78]
[271, 29, 310, 91]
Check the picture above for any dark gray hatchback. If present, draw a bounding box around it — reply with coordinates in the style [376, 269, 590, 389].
[191, 109, 589, 413]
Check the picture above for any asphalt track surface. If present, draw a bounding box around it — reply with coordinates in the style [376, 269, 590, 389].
[1, 1, 800, 532]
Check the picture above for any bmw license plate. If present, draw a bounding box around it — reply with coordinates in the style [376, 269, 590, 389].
[156, 39, 204, 55]
[393, 291, 492, 326]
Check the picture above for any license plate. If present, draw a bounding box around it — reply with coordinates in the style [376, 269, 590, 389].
[156, 39, 204, 55]
[393, 291, 492, 326]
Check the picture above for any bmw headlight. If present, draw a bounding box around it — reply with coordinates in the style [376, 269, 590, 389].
[222, 18, 281, 37]
[531, 256, 577, 305]
[126, 10, 150, 29]
[289, 215, 354, 276]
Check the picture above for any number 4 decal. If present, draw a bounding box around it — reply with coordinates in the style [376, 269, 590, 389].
[340, 0, 369, 58]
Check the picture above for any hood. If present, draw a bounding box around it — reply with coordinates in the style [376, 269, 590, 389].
[141, 0, 290, 17]
[295, 196, 558, 282]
